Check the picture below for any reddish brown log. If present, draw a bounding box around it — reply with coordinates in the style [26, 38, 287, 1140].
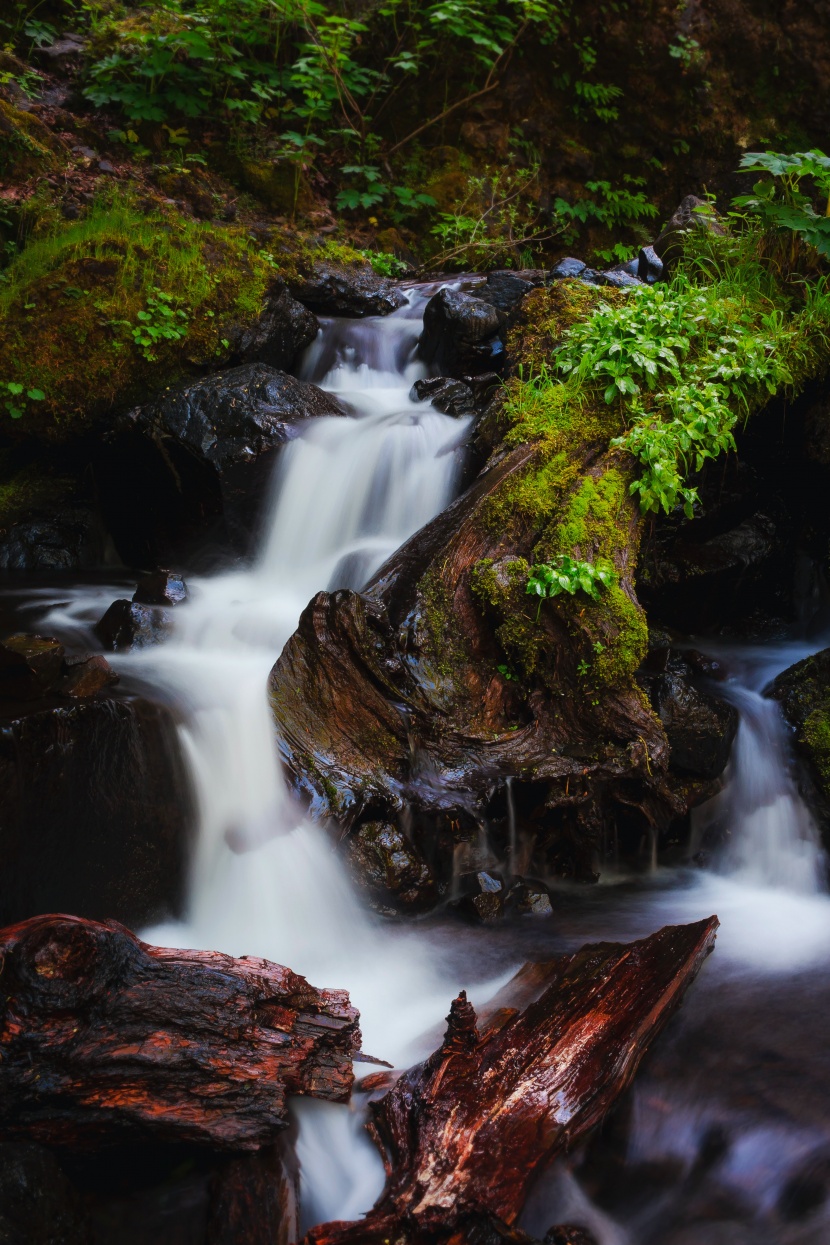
[304, 917, 718, 1245]
[0, 914, 360, 1150]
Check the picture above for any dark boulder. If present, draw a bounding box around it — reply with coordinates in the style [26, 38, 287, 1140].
[343, 821, 437, 915]
[95, 600, 173, 651]
[230, 278, 318, 371]
[639, 506, 788, 633]
[0, 692, 192, 928]
[769, 648, 830, 813]
[654, 195, 726, 265]
[418, 288, 505, 376]
[133, 567, 189, 606]
[99, 363, 345, 565]
[0, 503, 105, 572]
[287, 263, 405, 317]
[409, 377, 475, 416]
[639, 651, 738, 780]
[506, 877, 554, 916]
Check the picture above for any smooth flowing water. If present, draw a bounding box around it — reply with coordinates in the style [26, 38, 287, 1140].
[27, 288, 830, 1242]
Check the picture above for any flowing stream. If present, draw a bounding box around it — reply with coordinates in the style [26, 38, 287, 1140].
[27, 285, 830, 1242]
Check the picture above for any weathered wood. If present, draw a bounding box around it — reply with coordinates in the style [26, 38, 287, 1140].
[304, 917, 718, 1245]
[0, 914, 360, 1150]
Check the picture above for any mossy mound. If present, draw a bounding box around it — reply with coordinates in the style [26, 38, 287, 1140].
[0, 98, 65, 181]
[0, 191, 283, 443]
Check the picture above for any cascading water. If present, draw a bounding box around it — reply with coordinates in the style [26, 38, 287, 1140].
[98, 283, 500, 1230]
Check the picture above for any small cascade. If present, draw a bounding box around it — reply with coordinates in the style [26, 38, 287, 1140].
[693, 641, 827, 895]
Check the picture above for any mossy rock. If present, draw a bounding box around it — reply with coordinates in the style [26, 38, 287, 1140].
[0, 190, 284, 443]
[0, 98, 65, 179]
[770, 648, 830, 804]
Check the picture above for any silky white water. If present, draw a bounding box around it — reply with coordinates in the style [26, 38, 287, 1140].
[30, 285, 830, 1241]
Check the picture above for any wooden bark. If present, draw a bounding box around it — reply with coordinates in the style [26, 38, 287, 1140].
[304, 916, 718, 1245]
[0, 914, 360, 1150]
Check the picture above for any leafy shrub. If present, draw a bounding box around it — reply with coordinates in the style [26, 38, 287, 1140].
[1, 379, 44, 420]
[733, 149, 830, 261]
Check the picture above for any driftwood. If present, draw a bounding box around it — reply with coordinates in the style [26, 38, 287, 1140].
[304, 916, 718, 1245]
[0, 914, 360, 1150]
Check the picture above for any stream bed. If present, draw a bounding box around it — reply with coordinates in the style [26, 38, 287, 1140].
[5, 283, 830, 1244]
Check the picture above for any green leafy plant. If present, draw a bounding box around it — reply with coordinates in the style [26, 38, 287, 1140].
[430, 165, 561, 269]
[2, 380, 45, 420]
[526, 555, 617, 610]
[130, 288, 188, 360]
[555, 177, 658, 264]
[360, 249, 409, 278]
[733, 149, 830, 260]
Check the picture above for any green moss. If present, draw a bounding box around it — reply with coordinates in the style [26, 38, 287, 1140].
[802, 707, 830, 789]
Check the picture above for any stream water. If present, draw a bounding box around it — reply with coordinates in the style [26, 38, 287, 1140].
[19, 283, 830, 1242]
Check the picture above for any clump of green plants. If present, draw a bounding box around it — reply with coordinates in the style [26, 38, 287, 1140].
[128, 288, 189, 361]
[527, 555, 616, 609]
[1, 379, 44, 420]
[429, 165, 560, 270]
[554, 177, 658, 264]
[359, 249, 410, 278]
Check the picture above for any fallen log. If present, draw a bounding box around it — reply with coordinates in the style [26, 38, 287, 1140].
[0, 914, 360, 1150]
[304, 916, 718, 1245]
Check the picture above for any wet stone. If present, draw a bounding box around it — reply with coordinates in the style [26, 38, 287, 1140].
[551, 257, 587, 279]
[507, 878, 554, 916]
[600, 268, 644, 289]
[95, 599, 173, 652]
[133, 567, 189, 606]
[59, 653, 119, 699]
[410, 377, 475, 416]
[638, 244, 665, 284]
[0, 633, 65, 700]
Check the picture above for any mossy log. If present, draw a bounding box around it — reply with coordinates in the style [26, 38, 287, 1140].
[269, 297, 681, 882]
[0, 914, 360, 1150]
[303, 916, 718, 1245]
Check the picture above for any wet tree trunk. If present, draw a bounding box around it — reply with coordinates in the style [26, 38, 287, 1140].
[0, 914, 360, 1150]
[303, 916, 718, 1245]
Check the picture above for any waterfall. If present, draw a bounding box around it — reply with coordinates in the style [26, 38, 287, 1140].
[96, 285, 480, 1225]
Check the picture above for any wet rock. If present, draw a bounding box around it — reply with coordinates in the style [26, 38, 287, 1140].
[0, 503, 105, 572]
[639, 508, 787, 633]
[551, 257, 586, 279]
[654, 195, 726, 265]
[133, 567, 189, 606]
[344, 821, 437, 915]
[0, 633, 64, 700]
[453, 870, 506, 923]
[638, 244, 665, 284]
[59, 653, 119, 699]
[409, 377, 475, 416]
[769, 648, 830, 812]
[507, 878, 554, 916]
[544, 1228, 599, 1245]
[0, 693, 191, 927]
[287, 263, 405, 317]
[0, 1141, 90, 1245]
[599, 268, 644, 289]
[100, 363, 345, 564]
[33, 31, 86, 73]
[95, 600, 172, 651]
[418, 288, 505, 376]
[639, 652, 737, 780]
[230, 279, 319, 371]
[478, 270, 547, 318]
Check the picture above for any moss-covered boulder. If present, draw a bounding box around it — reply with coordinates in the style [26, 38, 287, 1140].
[769, 649, 830, 814]
[0, 98, 65, 181]
[0, 456, 105, 571]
